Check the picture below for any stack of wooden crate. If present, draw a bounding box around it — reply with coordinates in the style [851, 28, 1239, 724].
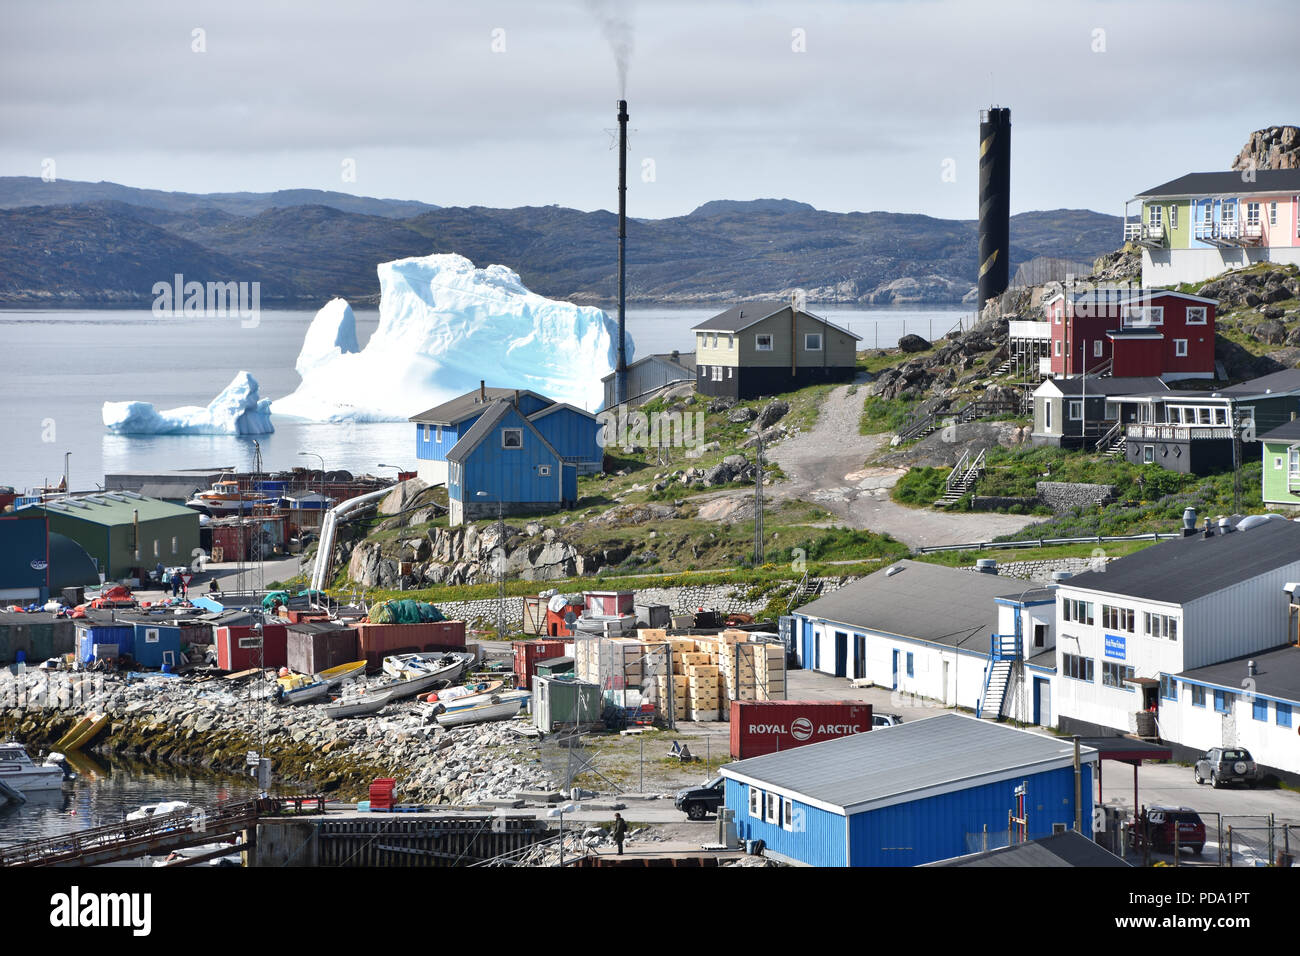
[685, 662, 721, 720]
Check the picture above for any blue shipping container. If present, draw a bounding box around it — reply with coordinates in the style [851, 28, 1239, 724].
[131, 623, 183, 669]
[78, 624, 135, 663]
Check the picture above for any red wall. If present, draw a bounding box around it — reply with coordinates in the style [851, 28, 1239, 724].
[1047, 294, 1215, 378]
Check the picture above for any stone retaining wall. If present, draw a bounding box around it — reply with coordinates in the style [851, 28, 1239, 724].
[961, 555, 1117, 585]
[1035, 481, 1117, 513]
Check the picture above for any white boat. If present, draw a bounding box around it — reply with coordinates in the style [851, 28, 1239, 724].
[0, 742, 73, 792]
[439, 687, 530, 713]
[184, 479, 273, 516]
[435, 696, 524, 728]
[381, 652, 474, 682]
[126, 800, 191, 821]
[276, 679, 330, 706]
[323, 690, 393, 720]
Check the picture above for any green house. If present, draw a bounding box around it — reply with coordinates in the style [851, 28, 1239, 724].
[13, 493, 200, 580]
[1260, 419, 1300, 507]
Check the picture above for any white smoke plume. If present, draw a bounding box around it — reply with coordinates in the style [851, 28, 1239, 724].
[583, 0, 634, 97]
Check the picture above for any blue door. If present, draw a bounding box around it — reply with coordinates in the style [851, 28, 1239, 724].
[891, 650, 900, 690]
[1034, 677, 1052, 726]
[801, 619, 814, 669]
[834, 632, 848, 678]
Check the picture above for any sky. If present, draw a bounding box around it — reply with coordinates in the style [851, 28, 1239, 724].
[2, 0, 1296, 221]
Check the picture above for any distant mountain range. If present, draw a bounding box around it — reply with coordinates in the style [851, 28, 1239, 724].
[0, 177, 1121, 307]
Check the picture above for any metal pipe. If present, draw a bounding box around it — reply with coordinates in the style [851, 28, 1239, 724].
[615, 99, 629, 405]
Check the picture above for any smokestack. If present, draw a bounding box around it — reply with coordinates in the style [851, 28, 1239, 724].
[615, 99, 629, 406]
[978, 107, 1012, 308]
[480, 380, 486, 403]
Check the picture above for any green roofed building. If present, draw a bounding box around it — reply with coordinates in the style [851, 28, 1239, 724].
[13, 493, 200, 580]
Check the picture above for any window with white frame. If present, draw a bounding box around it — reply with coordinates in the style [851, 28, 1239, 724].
[1148, 205, 1162, 228]
[1062, 652, 1094, 682]
[1143, 445, 1155, 464]
[765, 791, 780, 824]
[1054, 339, 1062, 357]
[1269, 201, 1278, 226]
[749, 787, 762, 817]
[804, 333, 823, 351]
[537, 464, 551, 477]
[782, 797, 793, 831]
[1054, 307, 1062, 325]
[1275, 456, 1284, 470]
[1068, 400, 1083, 421]
[727, 334, 734, 349]
[1213, 407, 1226, 425]
[755, 334, 773, 351]
[710, 333, 718, 348]
[171, 536, 178, 554]
[1201, 203, 1213, 225]
[1290, 448, 1300, 476]
[1170, 205, 1178, 229]
[1063, 598, 1094, 625]
[1222, 202, 1236, 223]
[423, 424, 430, 441]
[1246, 202, 1261, 227]
[1145, 611, 1178, 641]
[1102, 605, 1135, 632]
[501, 428, 522, 449]
[727, 367, 733, 378]
[1102, 661, 1135, 690]
[1185, 307, 1207, 325]
[1174, 339, 1188, 357]
[1094, 340, 1104, 358]
[712, 366, 723, 382]
[435, 425, 442, 443]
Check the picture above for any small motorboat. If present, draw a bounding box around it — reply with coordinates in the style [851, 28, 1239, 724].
[323, 691, 392, 720]
[440, 688, 530, 713]
[0, 742, 75, 792]
[381, 652, 474, 683]
[126, 800, 191, 821]
[418, 680, 504, 706]
[314, 660, 367, 688]
[275, 674, 330, 706]
[435, 695, 524, 728]
[184, 479, 273, 516]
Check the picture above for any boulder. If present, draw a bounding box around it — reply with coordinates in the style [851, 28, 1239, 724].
[377, 477, 429, 516]
[756, 399, 790, 429]
[898, 333, 931, 353]
[727, 406, 758, 423]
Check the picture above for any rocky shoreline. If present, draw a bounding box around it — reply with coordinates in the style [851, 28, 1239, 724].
[0, 667, 556, 806]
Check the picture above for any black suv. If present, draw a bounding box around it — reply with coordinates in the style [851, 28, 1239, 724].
[1194, 748, 1261, 789]
[674, 777, 724, 820]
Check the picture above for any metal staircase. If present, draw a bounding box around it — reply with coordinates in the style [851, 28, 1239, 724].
[976, 632, 1020, 720]
[786, 572, 823, 612]
[940, 448, 986, 504]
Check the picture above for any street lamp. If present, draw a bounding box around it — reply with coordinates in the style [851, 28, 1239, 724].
[547, 802, 577, 866]
[63, 452, 71, 495]
[299, 452, 325, 498]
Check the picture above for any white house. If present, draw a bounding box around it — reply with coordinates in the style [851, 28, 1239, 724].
[1052, 513, 1300, 765]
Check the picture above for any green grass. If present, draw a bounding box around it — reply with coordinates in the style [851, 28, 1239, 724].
[891, 466, 948, 505]
[914, 538, 1159, 569]
[860, 396, 920, 435]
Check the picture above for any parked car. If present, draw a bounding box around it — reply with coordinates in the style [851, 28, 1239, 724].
[1194, 747, 1261, 789]
[872, 713, 904, 728]
[1136, 806, 1206, 856]
[674, 777, 724, 820]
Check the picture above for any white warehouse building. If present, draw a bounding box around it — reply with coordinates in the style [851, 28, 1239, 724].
[791, 560, 1059, 725]
[1052, 512, 1300, 778]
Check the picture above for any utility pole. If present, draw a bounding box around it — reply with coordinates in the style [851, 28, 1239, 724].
[753, 432, 765, 565]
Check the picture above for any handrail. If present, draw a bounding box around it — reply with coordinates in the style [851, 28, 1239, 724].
[913, 531, 1181, 555]
[946, 450, 970, 490]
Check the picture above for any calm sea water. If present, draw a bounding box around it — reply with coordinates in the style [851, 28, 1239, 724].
[0, 748, 257, 853]
[0, 304, 965, 492]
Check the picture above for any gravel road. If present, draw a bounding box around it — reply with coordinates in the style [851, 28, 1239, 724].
[765, 379, 1040, 548]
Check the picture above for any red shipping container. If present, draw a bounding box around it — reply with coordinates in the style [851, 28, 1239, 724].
[544, 604, 583, 638]
[512, 639, 567, 691]
[285, 623, 358, 675]
[355, 621, 468, 672]
[729, 701, 872, 760]
[215, 623, 288, 671]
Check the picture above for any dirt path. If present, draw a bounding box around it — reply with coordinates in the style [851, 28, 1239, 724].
[764, 378, 1039, 549]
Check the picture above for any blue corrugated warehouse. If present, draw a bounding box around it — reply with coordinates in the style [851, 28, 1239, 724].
[720, 713, 1097, 867]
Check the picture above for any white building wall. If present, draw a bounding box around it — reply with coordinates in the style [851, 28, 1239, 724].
[1142, 247, 1300, 287]
[415, 459, 448, 487]
[1159, 683, 1300, 776]
[1180, 562, 1300, 669]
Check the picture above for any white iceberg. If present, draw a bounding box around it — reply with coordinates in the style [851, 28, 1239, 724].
[273, 253, 632, 421]
[103, 371, 274, 435]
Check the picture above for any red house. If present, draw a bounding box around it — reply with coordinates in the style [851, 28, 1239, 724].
[1043, 289, 1216, 382]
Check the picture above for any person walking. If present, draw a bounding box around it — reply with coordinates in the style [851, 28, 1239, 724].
[612, 813, 628, 856]
[169, 570, 181, 598]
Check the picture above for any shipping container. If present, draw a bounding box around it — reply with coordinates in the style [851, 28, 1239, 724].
[543, 602, 584, 638]
[354, 620, 467, 672]
[286, 623, 358, 675]
[534, 655, 574, 680]
[512, 639, 567, 690]
[216, 622, 288, 671]
[729, 700, 872, 760]
[585, 590, 635, 617]
[634, 603, 671, 628]
[130, 623, 183, 669]
[76, 624, 136, 664]
[534, 676, 603, 732]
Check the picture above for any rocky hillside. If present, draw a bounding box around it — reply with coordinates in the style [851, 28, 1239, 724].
[1231, 126, 1300, 171]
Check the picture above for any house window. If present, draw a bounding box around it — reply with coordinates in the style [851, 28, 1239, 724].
[1213, 407, 1227, 425]
[1054, 308, 1061, 325]
[1275, 457, 1284, 470]
[537, 465, 551, 477]
[906, 652, 914, 678]
[1290, 448, 1300, 475]
[727, 334, 734, 349]
[1062, 652, 1094, 682]
[171, 536, 178, 555]
[1269, 201, 1278, 226]
[1102, 662, 1135, 690]
[765, 791, 780, 824]
[1034, 623, 1047, 648]
[1246, 202, 1261, 227]
[152, 539, 159, 558]
[1191, 685, 1206, 708]
[1102, 605, 1135, 632]
[1214, 690, 1234, 714]
[804, 333, 823, 351]
[1063, 599, 1094, 625]
[749, 787, 762, 817]
[1278, 703, 1293, 728]
[1044, 401, 1053, 431]
[1148, 205, 1162, 228]
[1143, 445, 1155, 464]
[1094, 340, 1104, 358]
[1174, 339, 1188, 357]
[727, 367, 733, 378]
[1170, 205, 1178, 229]
[782, 797, 793, 831]
[712, 366, 723, 382]
[755, 334, 773, 351]
[435, 425, 443, 443]
[1160, 675, 1178, 700]
[423, 424, 430, 441]
[1186, 307, 1207, 325]
[501, 429, 523, 449]
[1144, 612, 1178, 641]
[1253, 697, 1268, 722]
[698, 364, 706, 378]
[1068, 400, 1083, 421]
[1054, 340, 1062, 357]
[1222, 202, 1236, 223]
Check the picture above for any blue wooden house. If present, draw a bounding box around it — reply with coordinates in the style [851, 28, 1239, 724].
[444, 398, 580, 526]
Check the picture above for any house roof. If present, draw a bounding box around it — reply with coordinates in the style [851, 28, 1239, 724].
[1061, 516, 1300, 606]
[444, 399, 561, 465]
[1036, 376, 1168, 398]
[137, 482, 205, 501]
[526, 402, 597, 424]
[1043, 288, 1218, 309]
[1260, 419, 1300, 443]
[720, 714, 1097, 815]
[1215, 368, 1300, 398]
[795, 560, 1011, 650]
[599, 352, 697, 383]
[692, 302, 861, 340]
[409, 387, 553, 425]
[1177, 644, 1300, 705]
[19, 493, 198, 527]
[1133, 169, 1300, 200]
[926, 829, 1131, 868]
